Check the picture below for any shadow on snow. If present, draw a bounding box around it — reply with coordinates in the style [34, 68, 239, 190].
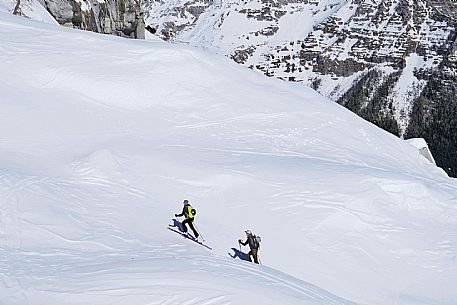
[228, 247, 250, 262]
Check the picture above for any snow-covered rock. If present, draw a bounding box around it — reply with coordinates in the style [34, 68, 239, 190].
[1, 0, 145, 38]
[406, 137, 436, 165]
[0, 0, 58, 23]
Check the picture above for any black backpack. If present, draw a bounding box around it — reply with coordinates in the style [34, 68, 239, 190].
[252, 235, 261, 249]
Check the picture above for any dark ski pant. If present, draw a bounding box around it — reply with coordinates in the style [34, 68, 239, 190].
[248, 249, 259, 264]
[182, 218, 199, 238]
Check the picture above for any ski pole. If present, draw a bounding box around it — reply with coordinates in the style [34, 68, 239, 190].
[193, 222, 205, 241]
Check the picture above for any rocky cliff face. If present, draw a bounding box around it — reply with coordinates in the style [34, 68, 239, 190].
[40, 0, 145, 38]
[143, 0, 457, 176]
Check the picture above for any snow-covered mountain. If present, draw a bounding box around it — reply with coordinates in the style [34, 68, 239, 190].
[142, 0, 454, 127]
[1, 10, 457, 305]
[143, 0, 457, 176]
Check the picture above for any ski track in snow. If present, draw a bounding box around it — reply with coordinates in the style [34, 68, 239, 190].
[0, 244, 352, 305]
[0, 165, 339, 304]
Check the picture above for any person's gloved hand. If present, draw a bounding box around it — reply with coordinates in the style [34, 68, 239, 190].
[238, 239, 242, 243]
[175, 214, 179, 217]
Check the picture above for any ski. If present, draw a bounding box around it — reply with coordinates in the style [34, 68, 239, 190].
[167, 227, 212, 250]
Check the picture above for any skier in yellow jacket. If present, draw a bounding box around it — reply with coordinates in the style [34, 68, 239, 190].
[175, 199, 199, 239]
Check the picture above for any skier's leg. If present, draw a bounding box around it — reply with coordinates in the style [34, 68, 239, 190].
[252, 249, 259, 264]
[247, 250, 253, 262]
[181, 219, 189, 233]
[188, 219, 199, 238]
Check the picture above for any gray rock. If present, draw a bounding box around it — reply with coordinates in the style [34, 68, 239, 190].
[42, 0, 145, 38]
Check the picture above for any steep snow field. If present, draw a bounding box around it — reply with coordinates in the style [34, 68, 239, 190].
[1, 12, 457, 305]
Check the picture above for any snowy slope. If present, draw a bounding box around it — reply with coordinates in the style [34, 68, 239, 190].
[1, 12, 457, 305]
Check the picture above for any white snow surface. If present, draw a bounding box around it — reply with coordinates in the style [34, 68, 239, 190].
[1, 12, 457, 305]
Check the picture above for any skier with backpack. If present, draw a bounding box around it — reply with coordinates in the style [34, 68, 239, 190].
[175, 199, 199, 239]
[238, 230, 261, 264]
